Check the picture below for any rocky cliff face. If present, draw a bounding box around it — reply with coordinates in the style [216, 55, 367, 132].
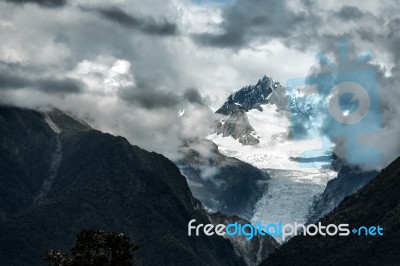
[307, 158, 378, 224]
[261, 157, 400, 266]
[176, 139, 269, 220]
[0, 106, 247, 266]
[208, 212, 279, 266]
[215, 105, 260, 145]
[0, 108, 58, 220]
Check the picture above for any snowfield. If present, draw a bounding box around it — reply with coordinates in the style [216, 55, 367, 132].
[210, 104, 333, 172]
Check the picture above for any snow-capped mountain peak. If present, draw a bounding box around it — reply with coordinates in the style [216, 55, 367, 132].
[216, 75, 283, 115]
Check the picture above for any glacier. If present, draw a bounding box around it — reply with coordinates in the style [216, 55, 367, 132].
[209, 103, 337, 241]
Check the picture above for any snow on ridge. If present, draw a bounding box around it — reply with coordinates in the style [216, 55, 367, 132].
[44, 114, 61, 134]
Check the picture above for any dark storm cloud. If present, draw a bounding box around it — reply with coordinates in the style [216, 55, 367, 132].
[4, 0, 66, 8]
[183, 88, 205, 105]
[335, 5, 364, 21]
[386, 18, 400, 61]
[0, 72, 30, 89]
[119, 84, 206, 110]
[126, 90, 180, 109]
[35, 77, 84, 94]
[0, 66, 83, 94]
[119, 84, 180, 110]
[191, 1, 374, 51]
[89, 6, 178, 36]
[192, 0, 311, 49]
[192, 30, 245, 48]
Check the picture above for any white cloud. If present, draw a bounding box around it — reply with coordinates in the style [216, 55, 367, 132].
[69, 56, 135, 94]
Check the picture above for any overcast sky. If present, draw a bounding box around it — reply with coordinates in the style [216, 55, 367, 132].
[0, 0, 399, 164]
